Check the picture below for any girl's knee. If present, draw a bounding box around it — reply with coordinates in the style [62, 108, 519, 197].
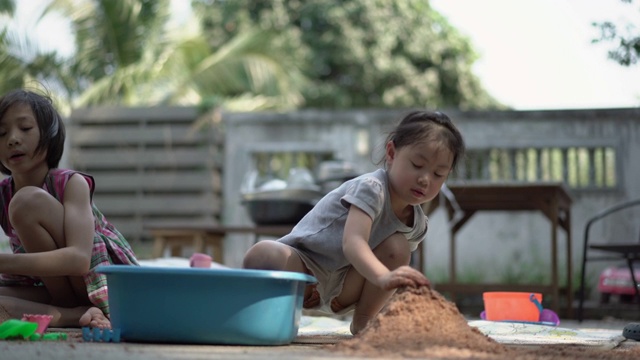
[8, 187, 64, 251]
[374, 233, 411, 268]
[8, 186, 57, 228]
[242, 240, 290, 270]
[9, 187, 52, 225]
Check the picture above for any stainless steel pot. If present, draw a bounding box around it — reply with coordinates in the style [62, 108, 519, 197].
[241, 189, 324, 225]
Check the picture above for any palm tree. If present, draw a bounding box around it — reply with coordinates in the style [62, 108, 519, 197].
[44, 0, 307, 111]
[43, 0, 173, 106]
[0, 1, 67, 101]
[0, 0, 13, 13]
[0, 29, 27, 94]
[158, 29, 306, 111]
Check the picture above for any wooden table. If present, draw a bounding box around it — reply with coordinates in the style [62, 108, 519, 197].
[420, 182, 573, 318]
[145, 223, 293, 263]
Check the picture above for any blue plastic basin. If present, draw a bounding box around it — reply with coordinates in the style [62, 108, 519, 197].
[96, 265, 317, 345]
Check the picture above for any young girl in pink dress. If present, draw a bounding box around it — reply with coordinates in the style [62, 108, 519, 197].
[0, 89, 138, 329]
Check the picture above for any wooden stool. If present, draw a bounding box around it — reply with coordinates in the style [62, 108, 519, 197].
[150, 229, 225, 263]
[146, 224, 294, 265]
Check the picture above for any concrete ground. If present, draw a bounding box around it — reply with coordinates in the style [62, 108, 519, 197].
[1, 341, 348, 360]
[1, 318, 638, 360]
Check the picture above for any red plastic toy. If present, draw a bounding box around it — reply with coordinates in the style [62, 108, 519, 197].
[598, 265, 640, 303]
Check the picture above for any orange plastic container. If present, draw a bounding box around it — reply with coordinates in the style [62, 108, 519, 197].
[482, 292, 542, 322]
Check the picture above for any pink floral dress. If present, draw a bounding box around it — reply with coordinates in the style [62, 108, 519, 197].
[0, 168, 139, 317]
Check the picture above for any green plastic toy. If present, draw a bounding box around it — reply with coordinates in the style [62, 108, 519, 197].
[0, 319, 38, 340]
[29, 332, 68, 341]
[0, 319, 67, 341]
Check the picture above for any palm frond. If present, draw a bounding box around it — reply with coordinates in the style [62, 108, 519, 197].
[161, 29, 307, 109]
[0, 0, 14, 15]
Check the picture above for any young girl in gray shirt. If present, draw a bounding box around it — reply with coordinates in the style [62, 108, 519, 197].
[243, 110, 465, 334]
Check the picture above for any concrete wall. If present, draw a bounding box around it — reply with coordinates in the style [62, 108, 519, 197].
[222, 108, 640, 293]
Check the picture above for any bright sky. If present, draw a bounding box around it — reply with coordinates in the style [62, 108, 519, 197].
[5, 0, 640, 110]
[431, 0, 640, 110]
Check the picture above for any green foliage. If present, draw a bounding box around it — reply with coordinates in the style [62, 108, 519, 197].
[44, 0, 173, 106]
[0, 25, 67, 100]
[455, 265, 488, 284]
[2, 0, 502, 111]
[0, 30, 25, 93]
[0, 0, 66, 98]
[500, 259, 550, 285]
[0, 0, 14, 15]
[592, 0, 639, 66]
[193, 0, 502, 110]
[163, 29, 307, 111]
[30, 0, 306, 111]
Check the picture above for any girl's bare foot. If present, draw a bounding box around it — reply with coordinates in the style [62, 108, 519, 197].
[79, 307, 110, 329]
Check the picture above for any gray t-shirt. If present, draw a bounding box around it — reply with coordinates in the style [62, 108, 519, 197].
[279, 168, 428, 271]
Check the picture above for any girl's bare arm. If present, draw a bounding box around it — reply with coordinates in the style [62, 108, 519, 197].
[0, 174, 94, 277]
[342, 206, 388, 286]
[342, 206, 428, 290]
[60, 174, 96, 274]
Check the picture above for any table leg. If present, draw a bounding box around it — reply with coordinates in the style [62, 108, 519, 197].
[209, 235, 224, 264]
[550, 199, 559, 315]
[170, 243, 182, 257]
[193, 233, 205, 254]
[152, 235, 167, 258]
[449, 232, 457, 302]
[416, 243, 425, 273]
[446, 211, 473, 303]
[565, 209, 573, 318]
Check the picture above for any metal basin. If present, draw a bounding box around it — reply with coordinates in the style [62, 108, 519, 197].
[241, 189, 324, 225]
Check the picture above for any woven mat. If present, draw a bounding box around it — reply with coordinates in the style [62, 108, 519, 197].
[294, 316, 625, 348]
[295, 316, 353, 343]
[468, 320, 625, 349]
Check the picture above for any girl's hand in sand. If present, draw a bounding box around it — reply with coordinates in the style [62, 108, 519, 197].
[378, 265, 430, 291]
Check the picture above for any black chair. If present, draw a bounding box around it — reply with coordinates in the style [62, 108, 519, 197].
[578, 198, 640, 321]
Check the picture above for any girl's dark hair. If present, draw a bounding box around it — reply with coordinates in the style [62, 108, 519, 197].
[382, 110, 465, 171]
[0, 89, 66, 175]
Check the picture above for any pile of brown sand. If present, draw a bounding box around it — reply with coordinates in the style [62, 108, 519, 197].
[333, 286, 640, 359]
[334, 286, 509, 358]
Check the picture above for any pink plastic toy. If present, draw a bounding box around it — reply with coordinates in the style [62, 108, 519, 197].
[190, 253, 212, 268]
[21, 314, 53, 334]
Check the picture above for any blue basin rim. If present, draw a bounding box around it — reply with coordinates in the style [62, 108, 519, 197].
[96, 265, 317, 284]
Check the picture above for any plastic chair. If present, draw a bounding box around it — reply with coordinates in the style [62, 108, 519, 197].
[577, 198, 640, 321]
